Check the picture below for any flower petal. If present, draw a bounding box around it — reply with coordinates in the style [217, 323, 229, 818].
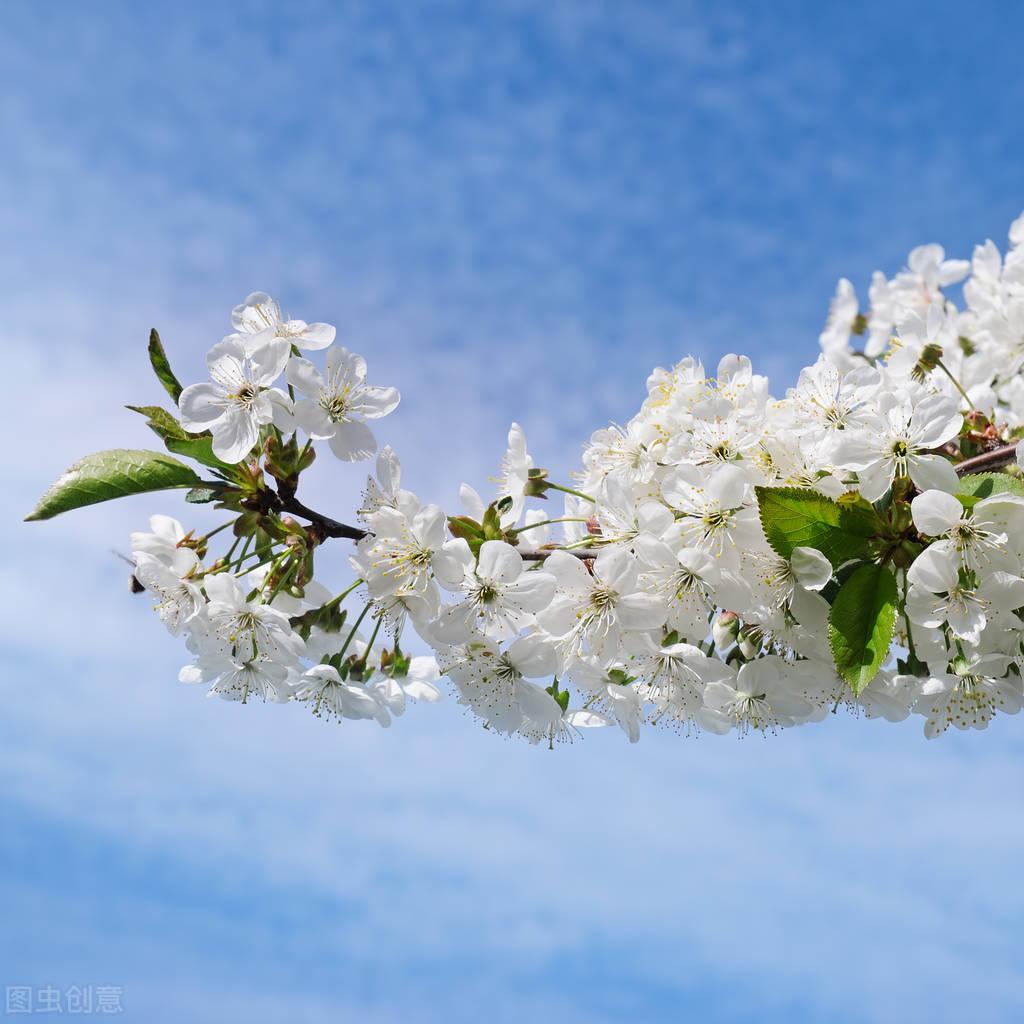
[327, 420, 377, 461]
[911, 490, 963, 536]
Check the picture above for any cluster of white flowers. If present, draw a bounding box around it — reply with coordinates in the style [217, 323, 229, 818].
[30, 219, 1024, 745]
[132, 295, 440, 724]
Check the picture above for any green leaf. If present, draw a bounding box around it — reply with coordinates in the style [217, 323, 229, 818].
[126, 404, 190, 442]
[164, 435, 236, 473]
[25, 449, 201, 521]
[755, 486, 879, 566]
[126, 405, 235, 474]
[827, 563, 898, 694]
[185, 485, 224, 504]
[148, 328, 183, 402]
[957, 472, 1024, 501]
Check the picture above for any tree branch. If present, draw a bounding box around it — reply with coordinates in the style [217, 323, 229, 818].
[519, 547, 594, 560]
[274, 494, 368, 541]
[955, 442, 1019, 476]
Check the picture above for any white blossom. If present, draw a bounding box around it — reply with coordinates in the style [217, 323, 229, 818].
[178, 336, 291, 463]
[287, 347, 399, 461]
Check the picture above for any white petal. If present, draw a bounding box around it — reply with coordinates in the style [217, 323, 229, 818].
[297, 322, 336, 350]
[907, 544, 958, 593]
[508, 634, 559, 677]
[206, 336, 248, 383]
[911, 395, 962, 448]
[293, 398, 334, 439]
[856, 460, 894, 502]
[565, 710, 611, 729]
[790, 546, 833, 590]
[326, 346, 367, 383]
[211, 408, 259, 463]
[327, 420, 377, 462]
[249, 337, 291, 383]
[908, 454, 959, 495]
[353, 386, 400, 419]
[616, 593, 667, 631]
[178, 382, 226, 430]
[286, 356, 325, 399]
[911, 490, 963, 536]
[477, 541, 523, 583]
[506, 571, 557, 611]
[544, 550, 593, 593]
[432, 539, 474, 589]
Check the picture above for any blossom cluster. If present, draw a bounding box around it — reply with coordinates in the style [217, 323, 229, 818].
[28, 218, 1024, 744]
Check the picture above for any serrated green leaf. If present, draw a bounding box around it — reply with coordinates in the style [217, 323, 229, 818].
[148, 328, 183, 402]
[957, 472, 1024, 500]
[755, 486, 879, 566]
[827, 563, 898, 694]
[25, 449, 201, 521]
[126, 404, 190, 442]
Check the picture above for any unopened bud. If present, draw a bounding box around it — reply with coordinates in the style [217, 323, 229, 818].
[713, 611, 740, 650]
[737, 628, 760, 659]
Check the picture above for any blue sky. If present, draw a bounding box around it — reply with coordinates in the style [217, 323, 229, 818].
[5, 2, 1024, 1021]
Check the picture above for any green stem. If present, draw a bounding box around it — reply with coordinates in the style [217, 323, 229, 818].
[236, 533, 253, 566]
[337, 602, 371, 662]
[323, 578, 364, 611]
[935, 359, 974, 410]
[564, 536, 600, 551]
[510, 517, 590, 536]
[287, 344, 301, 402]
[199, 520, 233, 544]
[222, 533, 243, 565]
[247, 549, 292, 601]
[364, 613, 383, 658]
[544, 481, 596, 504]
[263, 557, 299, 604]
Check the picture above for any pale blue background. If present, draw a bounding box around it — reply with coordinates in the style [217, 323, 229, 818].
[4, 3, 1024, 1021]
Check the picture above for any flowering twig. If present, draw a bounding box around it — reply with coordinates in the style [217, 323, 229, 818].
[954, 442, 1018, 475]
[271, 493, 368, 541]
[518, 547, 593, 561]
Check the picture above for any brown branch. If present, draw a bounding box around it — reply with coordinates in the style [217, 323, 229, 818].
[519, 547, 595, 561]
[269, 488, 592, 556]
[954, 442, 1019, 476]
[273, 494, 368, 541]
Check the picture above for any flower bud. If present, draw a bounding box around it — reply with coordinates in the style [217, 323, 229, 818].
[737, 628, 761, 659]
[713, 611, 740, 650]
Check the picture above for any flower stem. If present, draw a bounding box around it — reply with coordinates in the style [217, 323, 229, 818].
[510, 517, 590, 536]
[935, 359, 974, 410]
[544, 481, 596, 503]
[323, 578, 365, 611]
[337, 602, 371, 662]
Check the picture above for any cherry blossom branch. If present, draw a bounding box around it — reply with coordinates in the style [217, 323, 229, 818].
[518, 547, 594, 561]
[955, 443, 1019, 475]
[264, 439, 1021, 554]
[269, 492, 368, 541]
